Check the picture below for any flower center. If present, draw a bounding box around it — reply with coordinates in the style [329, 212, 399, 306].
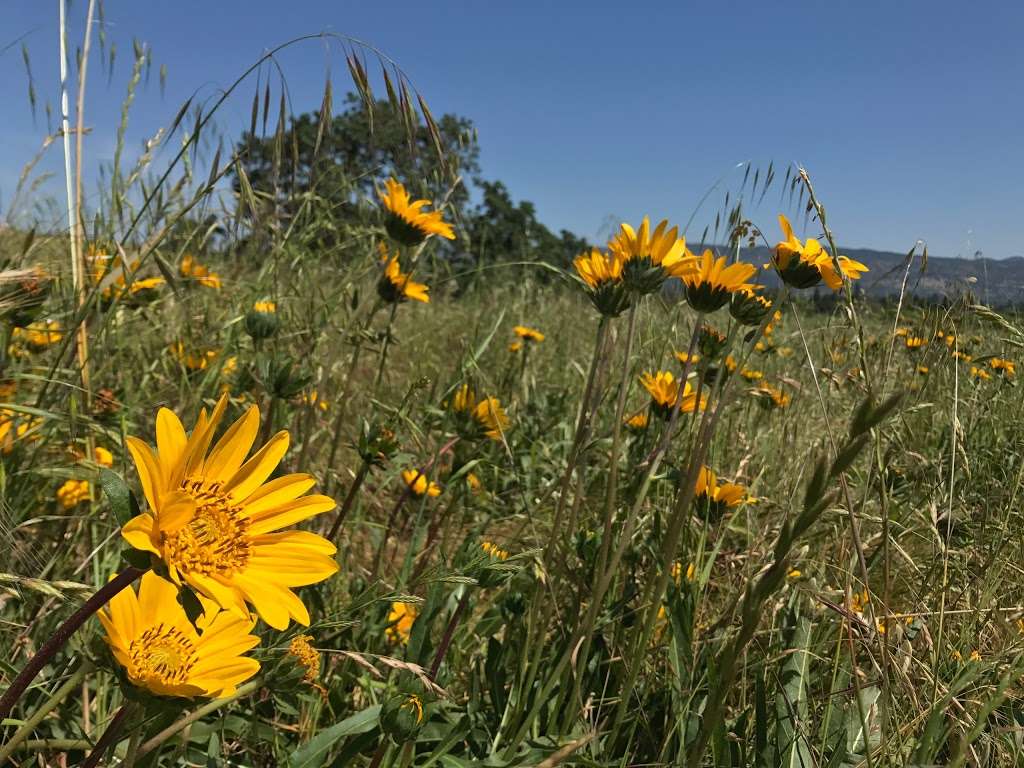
[164, 478, 251, 577]
[129, 623, 197, 686]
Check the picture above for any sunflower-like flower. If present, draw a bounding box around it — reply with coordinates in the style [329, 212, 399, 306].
[904, 336, 927, 351]
[169, 342, 218, 373]
[377, 244, 430, 304]
[693, 466, 746, 520]
[57, 479, 91, 509]
[752, 384, 790, 410]
[121, 395, 339, 630]
[640, 371, 707, 419]
[386, 601, 419, 645]
[625, 412, 649, 432]
[378, 178, 455, 247]
[402, 468, 441, 497]
[702, 354, 737, 386]
[773, 215, 868, 290]
[990, 358, 1016, 378]
[512, 325, 545, 344]
[740, 367, 764, 382]
[698, 325, 728, 360]
[574, 247, 630, 317]
[98, 571, 260, 698]
[449, 384, 510, 441]
[971, 366, 991, 381]
[180, 255, 222, 290]
[730, 285, 773, 327]
[680, 249, 758, 312]
[608, 217, 694, 294]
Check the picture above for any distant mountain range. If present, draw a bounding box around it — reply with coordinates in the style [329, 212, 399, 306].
[731, 246, 1024, 306]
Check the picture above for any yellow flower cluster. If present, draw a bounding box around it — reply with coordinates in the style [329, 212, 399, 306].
[96, 397, 339, 698]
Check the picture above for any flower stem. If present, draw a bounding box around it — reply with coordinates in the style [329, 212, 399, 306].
[0, 566, 144, 722]
[135, 678, 262, 760]
[429, 590, 471, 679]
[327, 459, 370, 543]
[81, 702, 134, 768]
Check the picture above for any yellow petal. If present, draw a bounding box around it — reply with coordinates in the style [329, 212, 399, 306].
[121, 513, 159, 555]
[246, 494, 337, 535]
[224, 430, 290, 502]
[155, 408, 187, 484]
[203, 405, 260, 482]
[125, 437, 162, 512]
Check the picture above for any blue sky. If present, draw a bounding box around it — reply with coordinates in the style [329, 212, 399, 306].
[2, 1, 1022, 257]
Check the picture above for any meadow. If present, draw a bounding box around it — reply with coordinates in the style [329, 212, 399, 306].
[2, 29, 1024, 768]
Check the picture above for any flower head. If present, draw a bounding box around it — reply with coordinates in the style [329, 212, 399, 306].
[573, 248, 630, 317]
[608, 217, 693, 294]
[377, 244, 430, 304]
[773, 215, 867, 290]
[990, 357, 1016, 378]
[386, 601, 419, 645]
[971, 365, 991, 381]
[640, 371, 706, 419]
[680, 249, 757, 313]
[180, 255, 222, 290]
[121, 395, 339, 629]
[729, 285, 773, 326]
[287, 634, 321, 683]
[57, 479, 91, 509]
[625, 412, 649, 432]
[693, 466, 746, 520]
[402, 468, 441, 497]
[98, 571, 260, 698]
[752, 384, 790, 410]
[449, 385, 509, 441]
[904, 336, 927, 351]
[512, 325, 545, 343]
[378, 178, 455, 246]
[170, 342, 218, 373]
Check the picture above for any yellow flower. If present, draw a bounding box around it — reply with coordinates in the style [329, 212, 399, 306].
[512, 325, 545, 343]
[752, 384, 790, 409]
[94, 446, 114, 468]
[990, 358, 1015, 377]
[917, 365, 929, 376]
[773, 215, 867, 290]
[386, 601, 418, 645]
[680, 249, 758, 313]
[740, 368, 764, 382]
[787, 569, 802, 579]
[608, 216, 694, 294]
[121, 395, 339, 630]
[693, 466, 746, 518]
[300, 390, 329, 411]
[253, 301, 276, 314]
[971, 365, 991, 381]
[378, 244, 430, 304]
[10, 321, 63, 352]
[674, 351, 701, 366]
[904, 336, 927, 351]
[450, 385, 510, 441]
[98, 571, 260, 698]
[0, 414, 41, 454]
[573, 247, 630, 317]
[952, 350, 972, 362]
[481, 541, 509, 561]
[625, 411, 649, 432]
[288, 634, 321, 682]
[849, 589, 870, 615]
[466, 472, 482, 493]
[180, 254, 222, 290]
[639, 371, 706, 418]
[509, 341, 523, 353]
[57, 479, 91, 509]
[402, 468, 441, 498]
[378, 178, 455, 246]
[170, 342, 218, 372]
[729, 284, 773, 326]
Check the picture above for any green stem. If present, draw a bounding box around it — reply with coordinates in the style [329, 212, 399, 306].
[135, 678, 262, 759]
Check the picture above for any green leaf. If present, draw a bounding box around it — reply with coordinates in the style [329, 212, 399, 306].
[288, 705, 381, 768]
[99, 468, 139, 526]
[774, 603, 813, 768]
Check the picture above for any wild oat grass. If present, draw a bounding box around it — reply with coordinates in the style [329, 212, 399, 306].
[1, 14, 1024, 768]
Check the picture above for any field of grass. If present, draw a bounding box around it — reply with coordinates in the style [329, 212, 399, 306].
[3, 25, 1024, 768]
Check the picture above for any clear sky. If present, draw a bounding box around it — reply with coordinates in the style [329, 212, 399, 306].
[2, 1, 1022, 258]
